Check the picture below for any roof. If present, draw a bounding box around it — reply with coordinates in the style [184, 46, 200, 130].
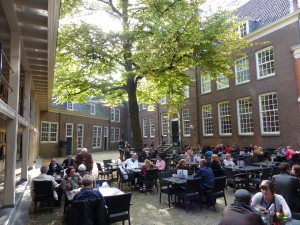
[235, 0, 292, 32]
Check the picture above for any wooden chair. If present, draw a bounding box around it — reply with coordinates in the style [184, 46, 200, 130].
[105, 192, 132, 225]
[33, 180, 54, 212]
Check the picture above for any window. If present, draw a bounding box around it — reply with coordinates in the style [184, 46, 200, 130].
[67, 102, 73, 110]
[218, 101, 232, 135]
[256, 46, 275, 79]
[110, 127, 115, 142]
[161, 97, 167, 105]
[66, 123, 73, 137]
[115, 109, 120, 122]
[235, 57, 250, 85]
[183, 86, 189, 99]
[41, 122, 58, 143]
[115, 128, 120, 142]
[111, 108, 115, 121]
[259, 92, 280, 134]
[237, 97, 253, 135]
[240, 23, 247, 37]
[93, 126, 102, 148]
[201, 74, 211, 94]
[104, 127, 108, 138]
[143, 117, 148, 138]
[90, 104, 96, 115]
[161, 113, 168, 136]
[149, 116, 155, 138]
[142, 104, 147, 110]
[77, 124, 84, 149]
[182, 109, 190, 137]
[202, 104, 213, 136]
[217, 74, 229, 90]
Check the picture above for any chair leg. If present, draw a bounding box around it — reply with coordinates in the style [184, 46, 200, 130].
[159, 192, 162, 203]
[168, 194, 171, 207]
[224, 195, 227, 206]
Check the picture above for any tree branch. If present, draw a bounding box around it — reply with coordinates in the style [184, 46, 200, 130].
[98, 0, 123, 17]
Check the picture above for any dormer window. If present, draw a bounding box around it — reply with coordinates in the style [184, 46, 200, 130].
[237, 20, 254, 37]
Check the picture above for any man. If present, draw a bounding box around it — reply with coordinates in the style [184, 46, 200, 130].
[272, 163, 298, 211]
[74, 148, 94, 173]
[73, 174, 103, 200]
[62, 155, 74, 168]
[194, 159, 214, 192]
[121, 154, 139, 186]
[277, 144, 286, 155]
[219, 189, 264, 225]
[31, 166, 60, 205]
[47, 158, 62, 176]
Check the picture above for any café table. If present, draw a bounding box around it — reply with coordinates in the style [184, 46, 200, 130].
[161, 175, 197, 185]
[252, 162, 277, 167]
[106, 162, 121, 180]
[226, 165, 264, 173]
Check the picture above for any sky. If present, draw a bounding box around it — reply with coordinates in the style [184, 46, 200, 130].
[83, 0, 250, 32]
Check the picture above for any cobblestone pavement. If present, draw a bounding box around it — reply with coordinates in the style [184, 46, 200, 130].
[27, 150, 239, 225]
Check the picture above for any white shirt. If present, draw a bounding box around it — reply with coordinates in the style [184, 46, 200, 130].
[223, 159, 235, 167]
[122, 158, 139, 170]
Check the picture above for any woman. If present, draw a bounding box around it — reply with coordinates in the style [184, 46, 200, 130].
[176, 159, 188, 170]
[250, 180, 292, 219]
[291, 165, 300, 181]
[78, 164, 89, 177]
[155, 154, 166, 171]
[285, 146, 295, 161]
[252, 146, 263, 158]
[225, 145, 231, 154]
[223, 153, 235, 167]
[185, 145, 194, 159]
[139, 159, 154, 192]
[60, 166, 83, 191]
[210, 154, 225, 176]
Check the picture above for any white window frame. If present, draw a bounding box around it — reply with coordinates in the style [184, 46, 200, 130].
[111, 108, 115, 122]
[41, 121, 58, 143]
[115, 127, 120, 142]
[217, 74, 229, 90]
[104, 127, 108, 138]
[66, 123, 73, 137]
[218, 101, 232, 135]
[182, 109, 191, 137]
[237, 97, 253, 135]
[235, 56, 250, 85]
[201, 74, 211, 94]
[259, 92, 280, 135]
[161, 97, 167, 105]
[202, 104, 213, 136]
[256, 46, 275, 79]
[67, 102, 73, 111]
[115, 109, 120, 122]
[161, 113, 168, 136]
[93, 126, 102, 148]
[149, 116, 155, 138]
[90, 104, 96, 115]
[77, 124, 84, 150]
[143, 117, 148, 138]
[110, 127, 115, 142]
[183, 86, 189, 99]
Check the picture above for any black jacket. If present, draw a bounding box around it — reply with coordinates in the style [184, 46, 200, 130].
[67, 198, 108, 225]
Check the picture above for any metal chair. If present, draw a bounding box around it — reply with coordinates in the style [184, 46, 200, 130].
[105, 192, 132, 225]
[225, 167, 248, 191]
[158, 171, 174, 207]
[248, 168, 272, 189]
[174, 178, 202, 214]
[291, 154, 300, 165]
[33, 180, 54, 212]
[117, 168, 132, 191]
[141, 169, 159, 193]
[96, 162, 111, 179]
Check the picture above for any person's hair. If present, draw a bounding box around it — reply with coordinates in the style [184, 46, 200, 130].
[279, 163, 290, 172]
[211, 154, 218, 161]
[293, 165, 300, 177]
[287, 146, 291, 149]
[82, 174, 94, 186]
[158, 154, 164, 160]
[67, 155, 72, 159]
[176, 159, 187, 169]
[225, 153, 231, 159]
[81, 148, 88, 152]
[144, 159, 153, 169]
[40, 166, 49, 173]
[260, 180, 275, 194]
[199, 159, 207, 167]
[66, 166, 75, 176]
[78, 164, 86, 172]
[132, 154, 137, 159]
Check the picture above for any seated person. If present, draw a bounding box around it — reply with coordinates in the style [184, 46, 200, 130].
[139, 159, 154, 192]
[194, 159, 214, 192]
[205, 149, 213, 158]
[252, 146, 263, 158]
[148, 144, 158, 158]
[60, 166, 83, 191]
[223, 153, 236, 167]
[62, 155, 74, 169]
[220, 189, 264, 225]
[30, 166, 61, 206]
[176, 158, 193, 175]
[185, 145, 194, 159]
[121, 154, 139, 186]
[277, 144, 286, 155]
[155, 154, 166, 171]
[250, 180, 292, 220]
[123, 147, 132, 160]
[73, 174, 103, 200]
[285, 146, 295, 161]
[47, 158, 62, 176]
[78, 164, 89, 177]
[210, 154, 225, 177]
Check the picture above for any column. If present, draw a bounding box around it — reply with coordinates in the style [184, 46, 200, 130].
[291, 44, 300, 112]
[21, 72, 31, 180]
[3, 32, 21, 207]
[28, 90, 36, 169]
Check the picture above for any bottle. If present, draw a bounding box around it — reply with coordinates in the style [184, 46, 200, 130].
[279, 205, 284, 218]
[273, 211, 279, 225]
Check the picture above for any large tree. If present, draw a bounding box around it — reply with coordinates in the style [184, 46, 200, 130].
[54, 0, 247, 149]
